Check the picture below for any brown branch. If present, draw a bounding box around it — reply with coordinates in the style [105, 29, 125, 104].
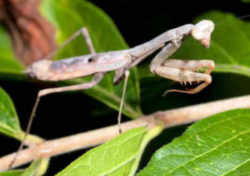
[0, 95, 250, 171]
[0, 0, 56, 65]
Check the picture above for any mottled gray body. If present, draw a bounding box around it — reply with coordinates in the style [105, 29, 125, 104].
[26, 24, 196, 82]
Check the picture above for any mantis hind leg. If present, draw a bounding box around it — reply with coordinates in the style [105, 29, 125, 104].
[10, 27, 97, 169]
[9, 72, 104, 169]
[43, 27, 96, 60]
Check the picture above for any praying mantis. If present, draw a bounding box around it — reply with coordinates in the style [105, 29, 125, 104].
[10, 19, 215, 168]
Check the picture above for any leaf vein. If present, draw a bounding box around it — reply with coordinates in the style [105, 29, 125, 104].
[168, 129, 250, 174]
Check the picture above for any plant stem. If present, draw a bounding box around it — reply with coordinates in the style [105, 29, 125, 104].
[0, 95, 250, 171]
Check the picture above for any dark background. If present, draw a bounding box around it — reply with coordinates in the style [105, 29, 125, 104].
[1, 0, 250, 175]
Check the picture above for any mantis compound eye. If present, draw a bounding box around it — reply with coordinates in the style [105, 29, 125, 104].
[191, 20, 215, 48]
[87, 57, 95, 63]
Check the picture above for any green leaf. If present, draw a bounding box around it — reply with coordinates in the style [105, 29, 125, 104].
[56, 126, 163, 176]
[0, 87, 24, 140]
[40, 0, 142, 118]
[241, 0, 250, 3]
[173, 11, 250, 77]
[0, 25, 24, 75]
[0, 170, 23, 176]
[21, 159, 49, 176]
[138, 109, 250, 176]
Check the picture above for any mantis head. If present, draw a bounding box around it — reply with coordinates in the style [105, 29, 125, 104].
[191, 20, 215, 48]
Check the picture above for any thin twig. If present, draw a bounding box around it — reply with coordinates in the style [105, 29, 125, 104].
[0, 95, 250, 171]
